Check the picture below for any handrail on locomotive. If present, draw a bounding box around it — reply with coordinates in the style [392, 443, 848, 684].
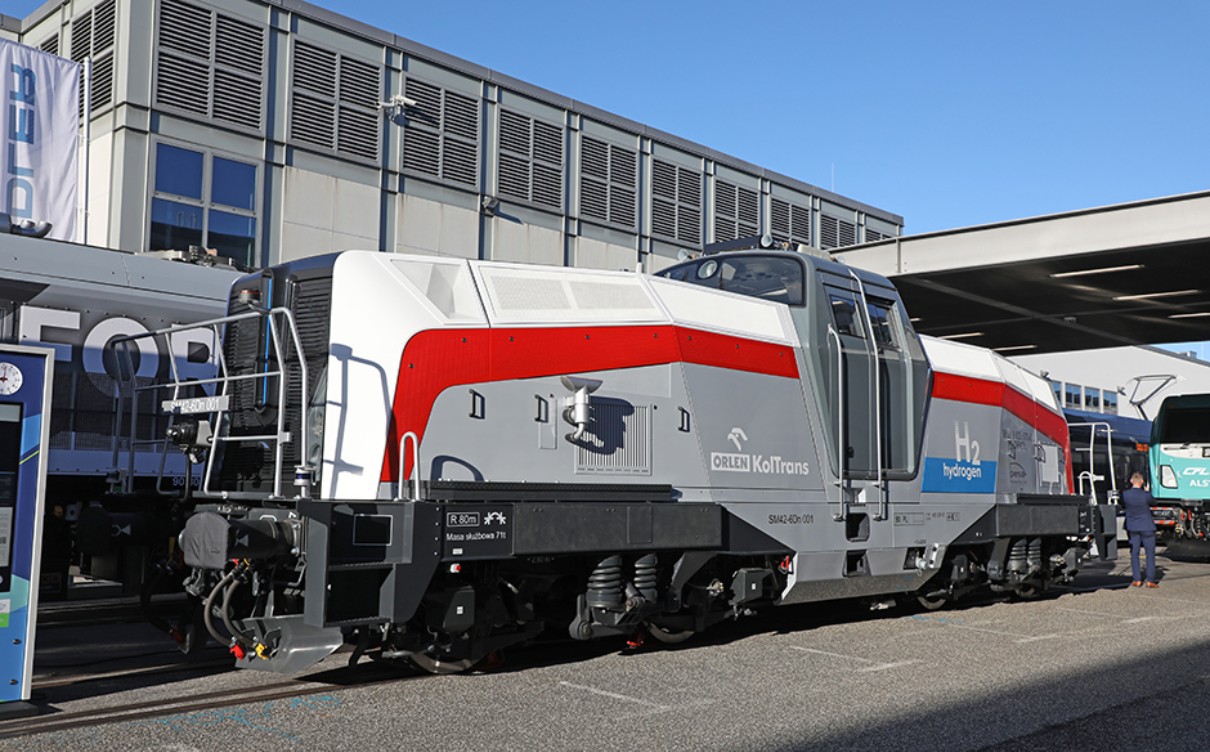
[108, 306, 314, 501]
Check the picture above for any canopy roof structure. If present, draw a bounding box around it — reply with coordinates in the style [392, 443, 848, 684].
[835, 191, 1210, 354]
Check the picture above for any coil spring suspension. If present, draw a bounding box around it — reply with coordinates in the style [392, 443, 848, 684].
[587, 555, 624, 610]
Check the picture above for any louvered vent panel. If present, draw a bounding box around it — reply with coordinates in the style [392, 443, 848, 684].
[609, 186, 635, 227]
[156, 52, 210, 116]
[339, 58, 380, 106]
[651, 198, 676, 238]
[70, 11, 91, 61]
[40, 36, 59, 55]
[442, 139, 477, 185]
[216, 15, 262, 69]
[293, 43, 336, 96]
[866, 228, 885, 242]
[738, 187, 759, 235]
[404, 79, 441, 124]
[532, 164, 563, 209]
[652, 160, 677, 199]
[716, 182, 736, 217]
[532, 120, 563, 166]
[581, 177, 608, 221]
[771, 198, 790, 240]
[678, 206, 700, 245]
[498, 153, 530, 200]
[838, 220, 856, 247]
[581, 136, 608, 180]
[678, 168, 700, 207]
[575, 404, 651, 475]
[292, 94, 336, 149]
[404, 129, 440, 176]
[214, 68, 262, 129]
[790, 206, 810, 244]
[443, 91, 478, 140]
[337, 106, 379, 160]
[91, 55, 114, 111]
[820, 215, 839, 249]
[714, 182, 735, 241]
[499, 110, 530, 156]
[611, 147, 636, 187]
[93, 0, 116, 52]
[160, 0, 211, 57]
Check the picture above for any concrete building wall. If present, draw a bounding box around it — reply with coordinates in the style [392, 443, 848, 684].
[1012, 346, 1210, 420]
[9, 0, 902, 271]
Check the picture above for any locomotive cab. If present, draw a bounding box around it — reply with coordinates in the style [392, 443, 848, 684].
[655, 249, 931, 509]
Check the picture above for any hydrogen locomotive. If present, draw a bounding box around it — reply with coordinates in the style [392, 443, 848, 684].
[114, 248, 1116, 673]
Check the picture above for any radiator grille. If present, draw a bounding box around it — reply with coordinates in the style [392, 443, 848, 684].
[575, 403, 651, 475]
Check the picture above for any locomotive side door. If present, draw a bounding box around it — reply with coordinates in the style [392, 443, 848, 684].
[819, 271, 929, 519]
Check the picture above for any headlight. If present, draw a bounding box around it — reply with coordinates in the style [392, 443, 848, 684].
[1160, 465, 1178, 488]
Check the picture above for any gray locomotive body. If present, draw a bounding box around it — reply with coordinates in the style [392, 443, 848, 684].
[157, 249, 1114, 672]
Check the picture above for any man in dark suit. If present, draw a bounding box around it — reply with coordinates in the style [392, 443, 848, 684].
[1121, 472, 1159, 587]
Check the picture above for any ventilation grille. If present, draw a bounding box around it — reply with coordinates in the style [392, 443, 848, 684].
[714, 181, 759, 242]
[575, 403, 651, 475]
[40, 35, 59, 55]
[865, 228, 888, 243]
[497, 108, 563, 210]
[401, 78, 479, 187]
[156, 0, 266, 132]
[651, 159, 700, 246]
[70, 0, 117, 115]
[819, 214, 858, 250]
[480, 267, 660, 323]
[771, 198, 810, 246]
[290, 41, 380, 160]
[579, 135, 637, 229]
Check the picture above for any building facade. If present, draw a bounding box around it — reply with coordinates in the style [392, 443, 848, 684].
[4, 0, 901, 270]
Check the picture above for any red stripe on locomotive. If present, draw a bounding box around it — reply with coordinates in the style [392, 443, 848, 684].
[380, 325, 800, 481]
[932, 371, 1075, 493]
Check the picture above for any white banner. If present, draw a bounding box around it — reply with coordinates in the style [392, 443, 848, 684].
[0, 38, 80, 242]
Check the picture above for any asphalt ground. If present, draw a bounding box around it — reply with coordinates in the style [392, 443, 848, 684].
[7, 551, 1210, 752]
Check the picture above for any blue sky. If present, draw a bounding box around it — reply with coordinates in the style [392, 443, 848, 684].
[10, 0, 1210, 235]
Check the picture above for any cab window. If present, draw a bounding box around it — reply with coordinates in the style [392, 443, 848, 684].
[657, 255, 805, 306]
[829, 293, 865, 338]
[866, 300, 899, 348]
[719, 256, 804, 305]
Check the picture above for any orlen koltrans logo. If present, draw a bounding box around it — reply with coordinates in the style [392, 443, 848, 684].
[710, 427, 810, 476]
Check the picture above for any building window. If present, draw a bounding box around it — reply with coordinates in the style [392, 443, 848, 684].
[1085, 388, 1101, 411]
[1104, 391, 1118, 415]
[1048, 379, 1062, 406]
[1064, 383, 1082, 409]
[149, 143, 258, 267]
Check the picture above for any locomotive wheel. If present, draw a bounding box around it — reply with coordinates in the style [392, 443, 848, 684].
[1013, 581, 1042, 600]
[644, 622, 695, 644]
[916, 592, 949, 611]
[407, 649, 477, 675]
